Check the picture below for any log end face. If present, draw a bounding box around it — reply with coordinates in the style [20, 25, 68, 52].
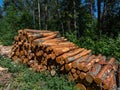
[86, 74, 93, 83]
[76, 83, 86, 90]
[94, 78, 102, 85]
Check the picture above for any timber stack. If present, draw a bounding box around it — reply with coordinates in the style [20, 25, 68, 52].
[9, 29, 118, 90]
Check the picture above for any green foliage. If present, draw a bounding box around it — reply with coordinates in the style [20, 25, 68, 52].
[66, 32, 120, 62]
[66, 31, 80, 45]
[0, 1, 33, 45]
[0, 56, 76, 90]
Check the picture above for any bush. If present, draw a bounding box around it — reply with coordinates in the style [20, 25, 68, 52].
[66, 31, 120, 62]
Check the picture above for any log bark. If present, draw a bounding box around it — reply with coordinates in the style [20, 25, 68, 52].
[28, 32, 59, 42]
[56, 48, 83, 64]
[24, 29, 52, 33]
[103, 70, 114, 89]
[72, 54, 90, 69]
[65, 50, 92, 64]
[117, 65, 120, 88]
[57, 48, 84, 60]
[33, 34, 59, 45]
[94, 58, 115, 84]
[77, 55, 96, 70]
[82, 54, 102, 72]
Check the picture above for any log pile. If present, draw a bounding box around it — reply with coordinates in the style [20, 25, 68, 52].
[10, 29, 118, 90]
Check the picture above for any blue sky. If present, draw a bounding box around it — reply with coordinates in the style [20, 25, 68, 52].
[0, 0, 97, 17]
[0, 0, 3, 7]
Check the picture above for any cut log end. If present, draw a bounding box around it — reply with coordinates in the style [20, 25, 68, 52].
[85, 74, 93, 83]
[94, 78, 102, 85]
[50, 70, 56, 76]
[76, 83, 86, 90]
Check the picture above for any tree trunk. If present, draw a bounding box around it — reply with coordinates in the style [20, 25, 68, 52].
[38, 0, 41, 29]
[45, 0, 48, 30]
[97, 0, 101, 36]
[73, 1, 77, 31]
[32, 0, 35, 29]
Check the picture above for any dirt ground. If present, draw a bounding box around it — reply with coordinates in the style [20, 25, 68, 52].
[0, 67, 12, 89]
[0, 45, 12, 89]
[0, 45, 12, 57]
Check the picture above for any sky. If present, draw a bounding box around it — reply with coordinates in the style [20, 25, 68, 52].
[0, 0, 97, 17]
[0, 0, 3, 7]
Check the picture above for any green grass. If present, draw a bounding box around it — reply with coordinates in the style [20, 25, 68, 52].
[0, 56, 76, 90]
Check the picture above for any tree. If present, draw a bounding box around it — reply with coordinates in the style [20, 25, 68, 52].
[100, 0, 120, 36]
[0, 6, 2, 18]
[97, 0, 101, 33]
[37, 0, 41, 29]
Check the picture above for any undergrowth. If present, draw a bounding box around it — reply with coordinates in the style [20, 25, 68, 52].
[66, 31, 120, 63]
[0, 56, 76, 90]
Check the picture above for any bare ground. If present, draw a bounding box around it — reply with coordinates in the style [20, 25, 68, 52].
[0, 45, 12, 89]
[0, 45, 12, 57]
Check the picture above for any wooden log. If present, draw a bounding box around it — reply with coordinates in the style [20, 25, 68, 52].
[32, 34, 60, 46]
[12, 29, 119, 90]
[24, 29, 52, 33]
[28, 32, 60, 41]
[23, 58, 29, 64]
[56, 48, 84, 64]
[117, 65, 120, 88]
[15, 49, 20, 56]
[36, 50, 43, 57]
[86, 87, 93, 90]
[73, 72, 79, 80]
[14, 36, 19, 41]
[65, 50, 92, 64]
[103, 70, 114, 90]
[71, 68, 76, 74]
[65, 63, 72, 71]
[76, 70, 81, 75]
[18, 29, 24, 34]
[72, 54, 90, 69]
[103, 65, 117, 90]
[9, 51, 15, 58]
[54, 46, 79, 58]
[108, 70, 117, 90]
[23, 29, 52, 36]
[85, 63, 101, 84]
[94, 57, 115, 84]
[46, 44, 76, 53]
[79, 72, 86, 80]
[41, 38, 68, 45]
[67, 72, 74, 81]
[76, 83, 86, 90]
[46, 44, 76, 52]
[41, 41, 74, 49]
[79, 56, 107, 84]
[28, 53, 35, 60]
[82, 54, 102, 72]
[77, 55, 96, 70]
[97, 56, 107, 65]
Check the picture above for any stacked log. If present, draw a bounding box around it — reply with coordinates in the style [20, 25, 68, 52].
[10, 29, 118, 90]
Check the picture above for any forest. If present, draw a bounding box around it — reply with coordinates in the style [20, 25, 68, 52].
[1, 0, 119, 60]
[0, 0, 120, 90]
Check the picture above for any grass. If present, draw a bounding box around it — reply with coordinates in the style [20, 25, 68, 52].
[0, 56, 77, 90]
